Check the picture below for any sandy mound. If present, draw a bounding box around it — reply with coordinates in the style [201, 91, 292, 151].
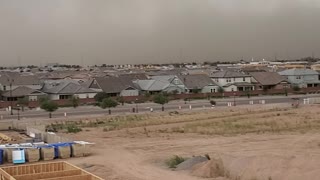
[176, 156, 208, 171]
[191, 158, 225, 178]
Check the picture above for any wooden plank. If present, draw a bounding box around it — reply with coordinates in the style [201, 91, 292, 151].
[0, 168, 15, 180]
[64, 162, 103, 180]
[38, 174, 91, 180]
[14, 170, 82, 180]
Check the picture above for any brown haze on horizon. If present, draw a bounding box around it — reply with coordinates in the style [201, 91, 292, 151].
[0, 0, 320, 66]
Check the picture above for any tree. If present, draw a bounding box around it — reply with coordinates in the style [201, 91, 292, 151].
[218, 87, 224, 97]
[245, 89, 251, 98]
[94, 92, 109, 102]
[292, 85, 301, 92]
[153, 94, 169, 111]
[116, 96, 125, 106]
[70, 96, 80, 108]
[17, 97, 29, 112]
[99, 98, 118, 114]
[40, 100, 58, 118]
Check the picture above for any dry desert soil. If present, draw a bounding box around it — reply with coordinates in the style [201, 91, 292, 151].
[59, 104, 320, 180]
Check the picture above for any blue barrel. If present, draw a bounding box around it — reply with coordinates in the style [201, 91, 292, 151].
[0, 149, 3, 164]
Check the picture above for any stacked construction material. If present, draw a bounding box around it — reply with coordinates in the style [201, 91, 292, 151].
[39, 146, 55, 161]
[71, 141, 94, 157]
[48, 142, 74, 159]
[25, 148, 40, 162]
[4, 148, 13, 163]
[0, 141, 94, 165]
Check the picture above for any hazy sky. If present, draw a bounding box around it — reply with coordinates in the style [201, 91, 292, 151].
[0, 0, 320, 66]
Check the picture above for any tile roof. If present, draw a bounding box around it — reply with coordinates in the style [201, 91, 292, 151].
[43, 80, 95, 94]
[178, 74, 217, 89]
[2, 86, 45, 97]
[94, 75, 146, 93]
[278, 69, 319, 76]
[250, 72, 288, 85]
[134, 79, 169, 91]
[0, 74, 41, 86]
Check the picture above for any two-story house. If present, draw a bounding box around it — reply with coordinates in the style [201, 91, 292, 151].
[211, 70, 254, 92]
[178, 74, 219, 93]
[278, 69, 320, 88]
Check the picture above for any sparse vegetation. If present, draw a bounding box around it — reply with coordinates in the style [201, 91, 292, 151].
[70, 95, 80, 108]
[67, 124, 82, 133]
[153, 93, 169, 111]
[40, 99, 59, 118]
[94, 92, 109, 102]
[210, 100, 216, 106]
[292, 85, 301, 92]
[99, 97, 118, 114]
[166, 155, 185, 168]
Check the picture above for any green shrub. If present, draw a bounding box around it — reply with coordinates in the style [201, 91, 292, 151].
[67, 124, 82, 133]
[166, 155, 185, 168]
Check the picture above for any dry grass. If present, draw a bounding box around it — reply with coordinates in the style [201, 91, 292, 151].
[170, 108, 320, 136]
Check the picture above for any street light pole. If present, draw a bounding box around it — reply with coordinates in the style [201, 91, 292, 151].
[17, 104, 20, 120]
[8, 79, 14, 115]
[135, 98, 138, 113]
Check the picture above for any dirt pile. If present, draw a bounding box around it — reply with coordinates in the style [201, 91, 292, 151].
[191, 158, 225, 178]
[176, 156, 208, 171]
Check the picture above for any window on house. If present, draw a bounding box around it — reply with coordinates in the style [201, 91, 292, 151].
[174, 79, 179, 85]
[3, 86, 6, 91]
[296, 76, 301, 80]
[231, 88, 234, 91]
[226, 78, 232, 82]
[243, 77, 246, 82]
[233, 78, 236, 81]
[29, 96, 37, 101]
[215, 78, 219, 82]
[59, 95, 72, 100]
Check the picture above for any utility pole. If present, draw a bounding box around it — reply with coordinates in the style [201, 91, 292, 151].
[8, 78, 14, 115]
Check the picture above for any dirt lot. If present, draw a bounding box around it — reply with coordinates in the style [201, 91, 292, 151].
[60, 104, 320, 180]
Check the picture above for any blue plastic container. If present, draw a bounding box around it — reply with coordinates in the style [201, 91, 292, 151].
[0, 149, 3, 164]
[48, 142, 74, 159]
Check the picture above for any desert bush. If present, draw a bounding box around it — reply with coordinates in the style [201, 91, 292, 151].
[166, 155, 185, 168]
[210, 100, 216, 105]
[67, 124, 82, 133]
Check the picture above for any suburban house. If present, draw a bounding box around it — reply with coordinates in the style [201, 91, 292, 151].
[83, 74, 148, 96]
[134, 75, 186, 94]
[211, 70, 254, 92]
[278, 69, 320, 88]
[42, 80, 97, 100]
[1, 86, 47, 101]
[178, 74, 219, 93]
[0, 73, 42, 91]
[250, 72, 290, 90]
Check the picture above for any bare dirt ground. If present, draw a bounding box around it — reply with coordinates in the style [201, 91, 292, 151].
[61, 104, 320, 180]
